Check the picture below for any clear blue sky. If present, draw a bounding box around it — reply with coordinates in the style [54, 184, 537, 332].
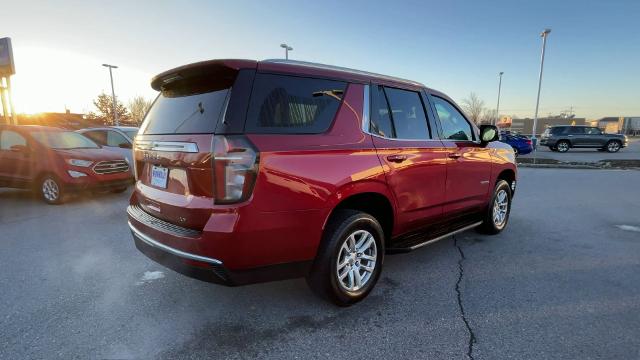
[3, 0, 639, 119]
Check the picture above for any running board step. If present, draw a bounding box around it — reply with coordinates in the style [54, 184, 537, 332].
[386, 221, 482, 254]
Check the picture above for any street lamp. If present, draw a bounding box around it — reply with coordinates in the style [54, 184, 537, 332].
[280, 43, 293, 60]
[495, 71, 504, 126]
[531, 29, 551, 143]
[102, 63, 119, 126]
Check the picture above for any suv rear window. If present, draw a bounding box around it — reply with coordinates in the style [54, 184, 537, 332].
[141, 79, 233, 135]
[245, 74, 347, 134]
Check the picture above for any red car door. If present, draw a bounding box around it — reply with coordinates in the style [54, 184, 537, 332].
[429, 95, 492, 215]
[368, 85, 447, 235]
[0, 128, 32, 185]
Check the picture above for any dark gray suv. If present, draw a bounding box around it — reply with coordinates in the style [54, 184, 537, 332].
[540, 125, 628, 153]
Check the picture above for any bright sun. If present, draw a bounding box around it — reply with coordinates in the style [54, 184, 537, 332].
[10, 46, 156, 115]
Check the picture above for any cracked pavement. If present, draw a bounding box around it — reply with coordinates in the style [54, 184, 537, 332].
[1, 168, 640, 359]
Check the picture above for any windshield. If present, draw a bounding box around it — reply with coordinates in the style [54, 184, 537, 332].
[123, 130, 138, 139]
[31, 131, 99, 149]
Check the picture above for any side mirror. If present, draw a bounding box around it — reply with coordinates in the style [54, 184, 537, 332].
[119, 142, 132, 149]
[479, 125, 499, 145]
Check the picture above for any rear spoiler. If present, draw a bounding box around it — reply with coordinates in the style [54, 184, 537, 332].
[150, 59, 258, 92]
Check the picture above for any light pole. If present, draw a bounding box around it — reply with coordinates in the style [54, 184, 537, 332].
[102, 64, 119, 126]
[280, 43, 293, 60]
[532, 29, 551, 143]
[495, 71, 504, 126]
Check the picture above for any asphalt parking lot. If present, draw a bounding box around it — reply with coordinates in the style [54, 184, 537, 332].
[1, 168, 640, 360]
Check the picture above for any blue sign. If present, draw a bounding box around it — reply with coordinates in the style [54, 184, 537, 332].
[0, 38, 15, 75]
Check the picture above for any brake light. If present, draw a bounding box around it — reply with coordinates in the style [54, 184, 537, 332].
[212, 135, 259, 204]
[526, 139, 532, 145]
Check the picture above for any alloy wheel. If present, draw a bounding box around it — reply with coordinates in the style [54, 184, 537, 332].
[42, 178, 59, 202]
[607, 141, 620, 152]
[492, 189, 509, 227]
[557, 142, 569, 152]
[336, 230, 377, 292]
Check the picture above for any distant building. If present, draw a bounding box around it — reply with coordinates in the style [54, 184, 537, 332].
[16, 110, 100, 129]
[508, 116, 586, 135]
[588, 116, 640, 135]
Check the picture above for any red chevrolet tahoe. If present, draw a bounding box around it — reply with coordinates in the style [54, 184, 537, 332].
[0, 125, 132, 204]
[127, 59, 517, 306]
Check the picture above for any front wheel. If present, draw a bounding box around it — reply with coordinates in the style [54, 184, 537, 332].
[556, 140, 570, 153]
[478, 180, 512, 234]
[306, 210, 384, 306]
[40, 175, 64, 205]
[606, 140, 621, 153]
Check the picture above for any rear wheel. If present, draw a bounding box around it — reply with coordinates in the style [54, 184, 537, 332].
[40, 175, 64, 205]
[478, 180, 512, 235]
[306, 210, 384, 306]
[606, 140, 621, 153]
[556, 140, 570, 153]
[512, 147, 519, 156]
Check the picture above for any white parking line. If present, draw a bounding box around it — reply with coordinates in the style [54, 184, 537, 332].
[616, 225, 640, 233]
[136, 271, 165, 285]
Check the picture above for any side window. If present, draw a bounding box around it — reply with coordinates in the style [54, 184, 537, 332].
[432, 97, 474, 141]
[107, 131, 130, 147]
[0, 130, 27, 150]
[383, 87, 430, 139]
[245, 74, 347, 134]
[568, 127, 585, 135]
[370, 86, 395, 138]
[84, 131, 108, 146]
[585, 127, 601, 135]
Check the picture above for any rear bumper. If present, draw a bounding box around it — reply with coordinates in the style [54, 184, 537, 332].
[65, 178, 133, 192]
[127, 206, 313, 286]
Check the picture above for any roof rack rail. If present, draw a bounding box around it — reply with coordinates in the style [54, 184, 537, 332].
[262, 59, 425, 87]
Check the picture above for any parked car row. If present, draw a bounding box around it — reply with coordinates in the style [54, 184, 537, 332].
[0, 125, 137, 204]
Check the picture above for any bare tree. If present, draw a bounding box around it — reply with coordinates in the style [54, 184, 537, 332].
[86, 92, 130, 126]
[128, 96, 153, 126]
[461, 92, 485, 124]
[481, 108, 498, 125]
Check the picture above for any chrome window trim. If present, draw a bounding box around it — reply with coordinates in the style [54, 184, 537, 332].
[361, 84, 441, 143]
[128, 221, 223, 265]
[135, 140, 198, 153]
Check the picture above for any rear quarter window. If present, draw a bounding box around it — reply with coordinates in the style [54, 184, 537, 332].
[245, 74, 347, 134]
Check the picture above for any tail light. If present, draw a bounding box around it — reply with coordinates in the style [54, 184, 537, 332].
[212, 135, 259, 204]
[526, 139, 532, 145]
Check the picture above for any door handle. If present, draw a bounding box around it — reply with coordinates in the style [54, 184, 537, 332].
[448, 152, 462, 159]
[386, 154, 407, 163]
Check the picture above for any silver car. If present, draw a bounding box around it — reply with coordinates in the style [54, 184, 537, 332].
[77, 126, 138, 171]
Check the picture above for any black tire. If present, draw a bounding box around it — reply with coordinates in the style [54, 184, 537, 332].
[605, 140, 621, 153]
[548, 146, 557, 152]
[477, 180, 512, 235]
[556, 140, 570, 153]
[39, 175, 64, 205]
[512, 147, 519, 157]
[111, 187, 128, 193]
[306, 210, 384, 306]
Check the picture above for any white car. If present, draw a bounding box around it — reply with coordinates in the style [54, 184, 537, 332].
[77, 126, 138, 172]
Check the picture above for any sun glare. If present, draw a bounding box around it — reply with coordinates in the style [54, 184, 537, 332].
[10, 46, 155, 115]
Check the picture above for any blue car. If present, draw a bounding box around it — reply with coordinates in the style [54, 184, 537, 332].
[500, 132, 533, 156]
